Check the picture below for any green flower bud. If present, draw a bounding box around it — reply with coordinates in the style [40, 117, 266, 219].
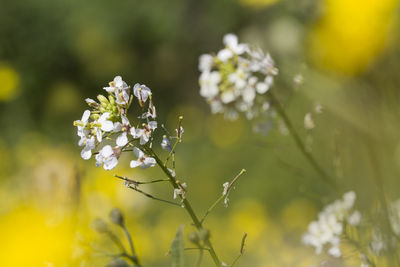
[90, 114, 100, 120]
[198, 228, 210, 242]
[91, 218, 108, 233]
[99, 107, 107, 113]
[108, 94, 116, 105]
[97, 95, 109, 108]
[109, 208, 124, 227]
[188, 232, 200, 245]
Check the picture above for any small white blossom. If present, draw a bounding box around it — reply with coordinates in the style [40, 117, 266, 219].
[103, 76, 130, 105]
[223, 33, 248, 55]
[199, 71, 220, 98]
[161, 135, 171, 151]
[130, 147, 156, 169]
[304, 112, 315, 130]
[94, 112, 114, 142]
[199, 54, 214, 72]
[80, 136, 95, 160]
[133, 83, 151, 104]
[302, 191, 361, 257]
[95, 145, 119, 170]
[173, 183, 187, 200]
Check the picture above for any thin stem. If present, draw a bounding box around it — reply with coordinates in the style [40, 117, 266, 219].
[122, 225, 141, 267]
[143, 145, 222, 267]
[115, 174, 169, 185]
[200, 169, 246, 224]
[106, 231, 127, 255]
[120, 176, 181, 207]
[268, 90, 337, 189]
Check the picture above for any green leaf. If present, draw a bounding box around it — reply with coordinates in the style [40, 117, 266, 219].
[170, 225, 184, 267]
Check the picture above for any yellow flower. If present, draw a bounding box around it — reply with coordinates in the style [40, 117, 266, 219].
[309, 0, 399, 75]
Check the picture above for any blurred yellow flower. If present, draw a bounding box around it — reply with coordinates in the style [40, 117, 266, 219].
[0, 206, 74, 267]
[309, 0, 399, 75]
[0, 64, 20, 101]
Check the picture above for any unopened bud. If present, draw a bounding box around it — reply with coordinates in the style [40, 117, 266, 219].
[198, 228, 210, 242]
[109, 208, 124, 226]
[90, 114, 100, 120]
[108, 94, 116, 105]
[188, 232, 200, 245]
[97, 95, 109, 107]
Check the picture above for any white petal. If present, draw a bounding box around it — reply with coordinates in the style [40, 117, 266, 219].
[121, 115, 130, 126]
[96, 129, 102, 142]
[143, 157, 156, 168]
[81, 147, 92, 160]
[130, 160, 140, 168]
[140, 135, 148, 145]
[133, 147, 143, 158]
[148, 121, 157, 130]
[99, 112, 110, 122]
[217, 49, 233, 62]
[104, 157, 118, 170]
[101, 145, 114, 158]
[82, 110, 91, 122]
[101, 121, 114, 132]
[223, 33, 238, 48]
[113, 122, 122, 132]
[256, 82, 269, 94]
[116, 132, 128, 147]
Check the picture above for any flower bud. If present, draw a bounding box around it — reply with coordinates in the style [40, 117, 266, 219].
[91, 218, 108, 233]
[198, 228, 210, 242]
[97, 95, 110, 108]
[188, 232, 200, 245]
[109, 208, 124, 226]
[108, 94, 116, 105]
[90, 114, 100, 120]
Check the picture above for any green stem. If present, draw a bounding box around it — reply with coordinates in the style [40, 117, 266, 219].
[268, 91, 337, 189]
[122, 225, 142, 267]
[143, 145, 222, 267]
[200, 169, 246, 224]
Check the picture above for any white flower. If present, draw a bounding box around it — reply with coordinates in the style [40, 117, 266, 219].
[222, 182, 229, 196]
[199, 71, 220, 98]
[115, 115, 130, 147]
[133, 83, 151, 104]
[103, 76, 130, 105]
[328, 246, 341, 257]
[304, 112, 314, 130]
[130, 147, 156, 169]
[94, 112, 114, 142]
[173, 183, 187, 200]
[303, 191, 360, 258]
[347, 210, 361, 226]
[76, 110, 91, 136]
[242, 86, 256, 104]
[199, 54, 214, 72]
[217, 48, 233, 62]
[135, 121, 157, 145]
[223, 33, 248, 55]
[80, 136, 95, 160]
[161, 135, 171, 151]
[228, 68, 247, 89]
[95, 145, 119, 170]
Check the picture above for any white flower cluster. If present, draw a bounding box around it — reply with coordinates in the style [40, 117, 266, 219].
[73, 76, 157, 170]
[199, 33, 278, 120]
[302, 191, 361, 258]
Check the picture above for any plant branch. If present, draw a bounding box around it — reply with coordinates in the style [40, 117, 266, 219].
[200, 169, 246, 224]
[268, 90, 337, 189]
[142, 145, 222, 267]
[116, 175, 181, 207]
